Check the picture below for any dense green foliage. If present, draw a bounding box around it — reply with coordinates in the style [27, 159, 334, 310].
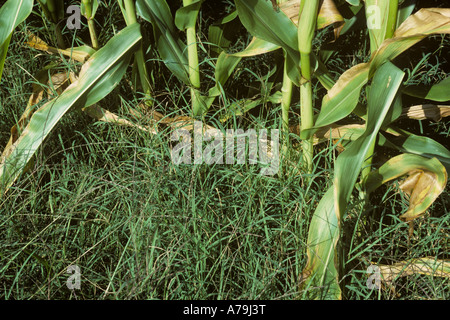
[0, 0, 449, 299]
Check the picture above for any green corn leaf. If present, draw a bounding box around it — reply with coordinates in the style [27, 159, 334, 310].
[0, 24, 142, 195]
[396, 0, 416, 29]
[175, 0, 203, 31]
[302, 61, 404, 299]
[312, 62, 370, 133]
[346, 0, 360, 6]
[235, 0, 301, 85]
[0, 34, 12, 83]
[298, 0, 319, 55]
[235, 0, 297, 53]
[220, 98, 266, 122]
[379, 129, 450, 172]
[0, 0, 34, 83]
[208, 10, 238, 56]
[335, 61, 404, 216]
[365, 0, 399, 53]
[199, 37, 280, 112]
[403, 76, 450, 102]
[81, 0, 99, 19]
[215, 36, 279, 86]
[116, 0, 129, 25]
[136, 0, 190, 85]
[301, 187, 341, 299]
[381, 89, 403, 129]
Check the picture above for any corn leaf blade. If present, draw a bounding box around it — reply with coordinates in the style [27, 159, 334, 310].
[302, 61, 405, 299]
[235, 0, 301, 85]
[175, 0, 203, 31]
[301, 187, 341, 299]
[136, 0, 190, 85]
[379, 129, 450, 172]
[0, 0, 34, 82]
[335, 61, 404, 216]
[0, 24, 142, 195]
[403, 76, 450, 102]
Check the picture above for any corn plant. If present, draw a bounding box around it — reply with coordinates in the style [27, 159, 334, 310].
[227, 0, 450, 298]
[298, 3, 450, 299]
[135, 0, 204, 115]
[234, 0, 341, 169]
[117, 0, 152, 103]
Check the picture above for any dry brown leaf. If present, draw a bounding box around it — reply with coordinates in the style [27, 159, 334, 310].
[400, 104, 450, 122]
[377, 258, 450, 283]
[26, 32, 92, 62]
[398, 169, 442, 221]
[82, 105, 158, 134]
[279, 0, 344, 39]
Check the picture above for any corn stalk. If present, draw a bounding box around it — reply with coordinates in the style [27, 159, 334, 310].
[81, 0, 100, 50]
[118, 0, 152, 105]
[136, 0, 204, 115]
[181, 0, 202, 116]
[298, 0, 319, 173]
[36, 0, 65, 48]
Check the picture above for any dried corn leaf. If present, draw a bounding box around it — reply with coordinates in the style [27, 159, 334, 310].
[377, 258, 450, 283]
[26, 32, 94, 62]
[82, 104, 158, 134]
[280, 0, 344, 38]
[364, 154, 447, 221]
[400, 104, 450, 122]
[1, 71, 70, 161]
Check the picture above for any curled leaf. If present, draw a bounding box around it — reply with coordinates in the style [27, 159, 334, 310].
[364, 154, 447, 221]
[82, 104, 157, 134]
[280, 0, 344, 39]
[26, 33, 95, 62]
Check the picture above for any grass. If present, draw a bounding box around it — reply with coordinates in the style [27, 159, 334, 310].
[0, 0, 449, 300]
[0, 120, 316, 299]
